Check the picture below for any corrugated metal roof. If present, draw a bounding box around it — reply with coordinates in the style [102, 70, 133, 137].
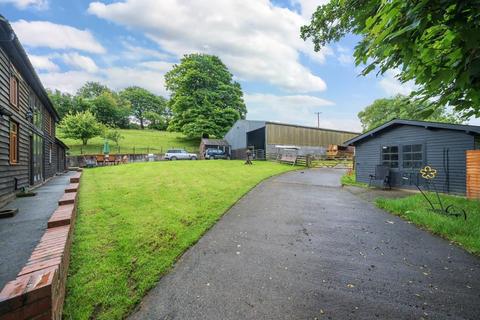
[201, 138, 229, 146]
[345, 119, 480, 145]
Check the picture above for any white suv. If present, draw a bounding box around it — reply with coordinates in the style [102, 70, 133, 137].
[164, 149, 198, 160]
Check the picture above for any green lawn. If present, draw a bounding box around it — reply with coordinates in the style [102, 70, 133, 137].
[340, 170, 368, 187]
[64, 161, 296, 319]
[376, 194, 480, 255]
[60, 129, 200, 155]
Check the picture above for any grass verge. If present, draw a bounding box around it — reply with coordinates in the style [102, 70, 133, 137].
[340, 170, 368, 187]
[60, 129, 199, 155]
[376, 194, 480, 255]
[64, 161, 296, 319]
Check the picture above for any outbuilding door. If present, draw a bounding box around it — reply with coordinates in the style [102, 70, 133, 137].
[30, 133, 43, 185]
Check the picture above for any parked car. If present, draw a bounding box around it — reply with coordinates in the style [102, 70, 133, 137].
[164, 149, 197, 160]
[205, 148, 230, 160]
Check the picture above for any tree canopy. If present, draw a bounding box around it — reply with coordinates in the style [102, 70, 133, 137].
[165, 53, 247, 138]
[358, 95, 465, 132]
[301, 1, 480, 118]
[58, 111, 104, 146]
[119, 87, 167, 129]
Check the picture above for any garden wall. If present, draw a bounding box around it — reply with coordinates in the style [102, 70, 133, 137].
[0, 170, 82, 320]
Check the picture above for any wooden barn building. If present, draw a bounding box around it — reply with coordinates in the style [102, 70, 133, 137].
[224, 120, 359, 159]
[0, 15, 68, 206]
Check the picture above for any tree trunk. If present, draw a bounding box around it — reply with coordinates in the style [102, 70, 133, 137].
[82, 139, 88, 146]
[140, 118, 144, 129]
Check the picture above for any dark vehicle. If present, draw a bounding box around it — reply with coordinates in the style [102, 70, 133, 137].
[205, 148, 230, 160]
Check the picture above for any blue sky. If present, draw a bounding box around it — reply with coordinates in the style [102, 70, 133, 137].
[3, 0, 473, 131]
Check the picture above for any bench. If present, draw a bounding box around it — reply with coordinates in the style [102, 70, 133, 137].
[278, 154, 297, 166]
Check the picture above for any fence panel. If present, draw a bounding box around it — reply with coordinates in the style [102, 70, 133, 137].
[466, 150, 480, 199]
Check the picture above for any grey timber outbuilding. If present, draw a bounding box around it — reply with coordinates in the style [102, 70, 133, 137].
[224, 120, 359, 158]
[344, 119, 480, 195]
[0, 16, 68, 206]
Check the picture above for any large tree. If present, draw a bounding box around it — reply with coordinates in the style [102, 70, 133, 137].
[58, 111, 104, 146]
[165, 54, 247, 138]
[120, 87, 166, 129]
[47, 89, 90, 119]
[89, 91, 131, 128]
[301, 1, 480, 118]
[76, 81, 111, 99]
[358, 95, 465, 132]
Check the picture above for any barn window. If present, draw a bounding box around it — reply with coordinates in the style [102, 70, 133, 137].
[9, 76, 19, 108]
[381, 146, 398, 168]
[402, 144, 423, 168]
[9, 121, 19, 164]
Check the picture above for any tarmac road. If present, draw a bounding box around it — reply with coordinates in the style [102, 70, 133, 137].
[129, 168, 480, 320]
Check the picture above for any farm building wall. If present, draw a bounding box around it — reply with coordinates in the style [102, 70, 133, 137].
[265, 123, 357, 147]
[0, 47, 31, 204]
[265, 123, 358, 156]
[354, 125, 476, 195]
[224, 120, 265, 150]
[0, 41, 62, 206]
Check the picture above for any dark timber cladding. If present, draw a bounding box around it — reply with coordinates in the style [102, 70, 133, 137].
[345, 119, 480, 195]
[0, 15, 66, 206]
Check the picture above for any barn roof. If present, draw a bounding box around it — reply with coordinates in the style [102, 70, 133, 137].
[345, 119, 480, 145]
[201, 138, 229, 146]
[0, 15, 60, 122]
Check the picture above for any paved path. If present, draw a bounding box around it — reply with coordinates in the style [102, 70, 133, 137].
[130, 168, 480, 320]
[0, 172, 74, 288]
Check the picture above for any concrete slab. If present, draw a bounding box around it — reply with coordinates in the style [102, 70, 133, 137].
[0, 172, 75, 288]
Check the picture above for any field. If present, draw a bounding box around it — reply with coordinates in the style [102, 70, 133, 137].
[377, 194, 480, 255]
[64, 161, 296, 319]
[60, 129, 200, 155]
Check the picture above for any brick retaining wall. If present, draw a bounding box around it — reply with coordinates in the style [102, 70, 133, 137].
[0, 170, 82, 320]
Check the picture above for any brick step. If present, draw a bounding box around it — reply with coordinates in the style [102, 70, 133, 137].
[64, 183, 79, 193]
[69, 172, 82, 183]
[58, 192, 76, 206]
[0, 266, 58, 318]
[47, 205, 75, 228]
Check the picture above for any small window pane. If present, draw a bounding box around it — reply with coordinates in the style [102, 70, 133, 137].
[403, 145, 411, 152]
[413, 153, 422, 160]
[391, 146, 398, 153]
[403, 153, 412, 161]
[412, 144, 422, 152]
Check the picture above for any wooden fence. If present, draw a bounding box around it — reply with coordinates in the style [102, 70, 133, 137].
[466, 150, 480, 199]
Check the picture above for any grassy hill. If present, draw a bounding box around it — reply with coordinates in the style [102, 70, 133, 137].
[60, 129, 200, 155]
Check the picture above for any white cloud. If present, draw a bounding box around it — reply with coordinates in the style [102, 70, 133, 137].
[0, 0, 48, 9]
[245, 93, 333, 125]
[379, 70, 416, 96]
[39, 70, 102, 94]
[101, 66, 168, 95]
[138, 60, 173, 72]
[11, 20, 106, 53]
[60, 52, 98, 73]
[27, 54, 59, 72]
[121, 41, 172, 61]
[39, 64, 169, 96]
[292, 0, 329, 18]
[87, 0, 329, 93]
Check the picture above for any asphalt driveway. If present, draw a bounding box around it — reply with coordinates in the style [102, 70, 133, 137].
[130, 168, 480, 320]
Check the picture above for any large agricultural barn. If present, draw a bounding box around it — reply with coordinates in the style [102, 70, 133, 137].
[0, 16, 68, 206]
[224, 120, 359, 158]
[345, 119, 480, 195]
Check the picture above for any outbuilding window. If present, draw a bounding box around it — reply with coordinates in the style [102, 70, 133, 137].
[402, 144, 423, 168]
[381, 146, 398, 168]
[9, 121, 19, 164]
